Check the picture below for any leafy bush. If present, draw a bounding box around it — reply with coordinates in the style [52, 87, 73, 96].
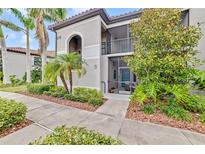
[160, 101, 192, 122]
[0, 97, 27, 132]
[199, 113, 205, 124]
[30, 126, 122, 145]
[0, 71, 3, 81]
[73, 87, 103, 99]
[27, 83, 53, 94]
[9, 75, 25, 86]
[142, 104, 156, 114]
[180, 95, 205, 113]
[124, 9, 203, 114]
[31, 67, 42, 83]
[88, 97, 103, 106]
[193, 70, 205, 90]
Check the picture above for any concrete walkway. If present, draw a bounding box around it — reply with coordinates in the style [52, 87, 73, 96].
[0, 91, 205, 145]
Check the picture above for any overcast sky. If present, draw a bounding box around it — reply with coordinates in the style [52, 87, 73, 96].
[1, 8, 137, 51]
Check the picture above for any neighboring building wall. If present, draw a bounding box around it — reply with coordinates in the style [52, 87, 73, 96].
[56, 16, 102, 90]
[3, 52, 31, 83]
[3, 52, 52, 84]
[189, 8, 205, 70]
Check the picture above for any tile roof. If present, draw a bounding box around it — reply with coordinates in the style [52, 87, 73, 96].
[48, 8, 142, 30]
[6, 47, 55, 58]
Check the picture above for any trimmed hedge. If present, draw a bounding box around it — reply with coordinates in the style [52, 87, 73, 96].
[73, 87, 103, 99]
[27, 83, 53, 94]
[30, 126, 122, 145]
[27, 84, 104, 106]
[0, 97, 27, 132]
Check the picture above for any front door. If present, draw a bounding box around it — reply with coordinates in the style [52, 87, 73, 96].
[118, 68, 131, 94]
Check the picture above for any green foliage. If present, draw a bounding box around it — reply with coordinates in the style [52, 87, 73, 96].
[192, 70, 205, 90]
[23, 67, 42, 83]
[88, 98, 103, 106]
[0, 71, 3, 81]
[73, 87, 103, 100]
[31, 67, 42, 83]
[142, 104, 156, 114]
[9, 75, 25, 86]
[44, 52, 86, 93]
[199, 113, 205, 124]
[27, 83, 53, 94]
[30, 126, 122, 145]
[125, 9, 203, 114]
[0, 97, 27, 132]
[73, 87, 103, 106]
[160, 100, 192, 122]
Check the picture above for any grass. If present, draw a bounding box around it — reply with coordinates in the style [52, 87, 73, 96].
[0, 85, 27, 93]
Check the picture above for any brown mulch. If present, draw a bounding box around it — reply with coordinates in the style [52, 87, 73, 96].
[19, 92, 105, 112]
[126, 103, 205, 135]
[0, 119, 33, 138]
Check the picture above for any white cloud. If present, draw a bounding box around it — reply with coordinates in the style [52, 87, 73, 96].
[71, 8, 90, 16]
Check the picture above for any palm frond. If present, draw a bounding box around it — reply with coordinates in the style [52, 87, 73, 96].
[0, 19, 24, 32]
[0, 9, 3, 15]
[10, 8, 25, 23]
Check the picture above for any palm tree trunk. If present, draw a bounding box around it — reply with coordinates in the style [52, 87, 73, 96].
[26, 29, 31, 83]
[41, 46, 47, 83]
[0, 27, 8, 84]
[68, 69, 73, 94]
[60, 71, 69, 93]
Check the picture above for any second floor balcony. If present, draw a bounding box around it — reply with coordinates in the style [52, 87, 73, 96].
[101, 37, 136, 55]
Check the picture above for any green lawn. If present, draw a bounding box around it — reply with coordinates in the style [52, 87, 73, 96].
[0, 85, 27, 93]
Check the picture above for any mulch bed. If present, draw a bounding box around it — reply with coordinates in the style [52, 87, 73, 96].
[0, 119, 33, 138]
[126, 103, 205, 135]
[19, 92, 105, 112]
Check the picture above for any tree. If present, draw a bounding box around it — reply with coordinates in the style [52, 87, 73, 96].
[9, 8, 35, 83]
[44, 52, 86, 93]
[28, 9, 67, 82]
[124, 9, 202, 105]
[0, 9, 23, 83]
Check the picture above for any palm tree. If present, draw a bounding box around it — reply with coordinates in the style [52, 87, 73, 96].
[0, 9, 23, 83]
[9, 8, 35, 83]
[44, 52, 86, 93]
[28, 9, 67, 82]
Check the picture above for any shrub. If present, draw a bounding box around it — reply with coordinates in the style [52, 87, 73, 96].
[142, 104, 156, 114]
[124, 9, 203, 114]
[0, 97, 27, 132]
[199, 113, 205, 124]
[30, 126, 122, 145]
[0, 71, 3, 81]
[180, 95, 205, 113]
[31, 67, 42, 83]
[88, 98, 103, 106]
[9, 75, 25, 86]
[73, 87, 103, 99]
[27, 83, 53, 94]
[66, 94, 88, 102]
[160, 102, 192, 122]
[49, 86, 67, 94]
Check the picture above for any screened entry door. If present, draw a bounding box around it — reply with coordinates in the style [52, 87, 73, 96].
[118, 68, 131, 94]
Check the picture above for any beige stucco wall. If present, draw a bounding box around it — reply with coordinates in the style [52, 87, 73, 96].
[56, 16, 101, 90]
[3, 52, 52, 84]
[3, 52, 31, 83]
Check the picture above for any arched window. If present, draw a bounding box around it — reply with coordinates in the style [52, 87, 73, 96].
[68, 35, 82, 55]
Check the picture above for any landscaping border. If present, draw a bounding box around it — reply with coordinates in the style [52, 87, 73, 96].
[126, 103, 205, 135]
[0, 119, 33, 138]
[19, 92, 106, 112]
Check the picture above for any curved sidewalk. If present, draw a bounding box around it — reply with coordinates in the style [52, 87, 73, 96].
[0, 91, 205, 145]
